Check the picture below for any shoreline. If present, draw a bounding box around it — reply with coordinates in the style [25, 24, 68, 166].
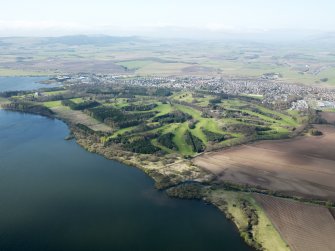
[2, 105, 334, 251]
[3, 100, 335, 250]
[3, 103, 335, 250]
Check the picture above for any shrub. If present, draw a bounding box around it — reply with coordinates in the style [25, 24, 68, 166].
[157, 133, 178, 150]
[184, 130, 205, 153]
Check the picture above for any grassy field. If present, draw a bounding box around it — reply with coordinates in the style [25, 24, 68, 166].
[173, 122, 194, 155]
[43, 100, 63, 108]
[153, 103, 173, 116]
[0, 68, 51, 76]
[0, 97, 10, 106]
[210, 190, 290, 251]
[7, 86, 305, 157]
[103, 91, 300, 156]
[62, 90, 301, 156]
[43, 90, 67, 96]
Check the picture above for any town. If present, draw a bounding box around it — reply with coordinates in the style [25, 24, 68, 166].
[49, 74, 335, 111]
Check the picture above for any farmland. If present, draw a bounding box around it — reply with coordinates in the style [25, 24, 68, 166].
[194, 124, 335, 201]
[1, 77, 334, 251]
[1, 35, 335, 86]
[208, 190, 290, 251]
[1, 28, 335, 251]
[253, 194, 335, 251]
[321, 111, 335, 124]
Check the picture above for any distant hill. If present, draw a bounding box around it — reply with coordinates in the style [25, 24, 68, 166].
[41, 35, 143, 46]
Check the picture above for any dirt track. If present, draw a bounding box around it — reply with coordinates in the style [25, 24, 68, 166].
[253, 194, 335, 251]
[194, 125, 335, 201]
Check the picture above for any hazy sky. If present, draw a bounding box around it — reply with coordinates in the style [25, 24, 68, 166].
[0, 0, 334, 37]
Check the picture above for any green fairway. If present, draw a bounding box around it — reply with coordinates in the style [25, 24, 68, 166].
[153, 103, 173, 117]
[43, 101, 62, 108]
[173, 123, 194, 156]
[8, 85, 305, 157]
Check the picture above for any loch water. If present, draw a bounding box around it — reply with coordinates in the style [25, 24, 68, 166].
[0, 77, 252, 251]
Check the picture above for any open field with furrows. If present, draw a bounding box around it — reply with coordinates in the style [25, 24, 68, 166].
[253, 194, 335, 251]
[321, 111, 335, 124]
[209, 190, 290, 251]
[194, 124, 335, 201]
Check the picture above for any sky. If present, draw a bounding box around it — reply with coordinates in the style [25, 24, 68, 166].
[0, 0, 334, 37]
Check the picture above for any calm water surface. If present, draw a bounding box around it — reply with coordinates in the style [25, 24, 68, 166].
[0, 77, 252, 251]
[0, 76, 58, 92]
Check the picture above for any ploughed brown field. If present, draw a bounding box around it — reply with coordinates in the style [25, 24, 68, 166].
[321, 111, 335, 124]
[253, 194, 335, 251]
[194, 124, 335, 201]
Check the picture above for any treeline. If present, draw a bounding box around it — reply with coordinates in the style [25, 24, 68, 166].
[224, 123, 257, 136]
[153, 111, 192, 124]
[184, 130, 204, 153]
[0, 90, 30, 98]
[239, 199, 262, 250]
[310, 110, 328, 124]
[250, 107, 281, 120]
[109, 134, 160, 154]
[157, 133, 178, 150]
[2, 101, 54, 117]
[202, 129, 226, 142]
[122, 103, 157, 112]
[87, 86, 172, 97]
[87, 106, 157, 129]
[61, 100, 100, 110]
[123, 136, 160, 154]
[152, 88, 172, 97]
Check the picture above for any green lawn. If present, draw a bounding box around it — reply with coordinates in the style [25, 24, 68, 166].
[70, 98, 84, 103]
[43, 100, 62, 108]
[174, 104, 225, 145]
[153, 103, 173, 117]
[43, 90, 67, 96]
[35, 90, 304, 157]
[173, 123, 194, 156]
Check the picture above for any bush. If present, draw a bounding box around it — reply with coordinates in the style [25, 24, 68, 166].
[202, 128, 226, 142]
[157, 133, 178, 150]
[3, 101, 54, 117]
[188, 119, 198, 129]
[87, 106, 157, 128]
[309, 128, 323, 136]
[123, 136, 160, 154]
[122, 103, 157, 111]
[153, 111, 192, 124]
[61, 99, 100, 110]
[184, 130, 205, 153]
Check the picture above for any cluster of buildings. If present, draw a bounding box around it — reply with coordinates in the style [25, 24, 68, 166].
[54, 74, 335, 111]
